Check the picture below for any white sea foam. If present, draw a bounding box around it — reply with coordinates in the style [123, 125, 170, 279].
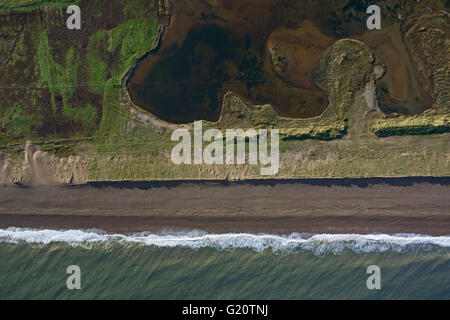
[0, 227, 449, 255]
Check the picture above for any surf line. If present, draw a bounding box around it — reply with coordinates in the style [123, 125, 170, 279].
[171, 121, 280, 175]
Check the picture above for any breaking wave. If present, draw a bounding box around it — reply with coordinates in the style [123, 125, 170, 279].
[0, 228, 449, 255]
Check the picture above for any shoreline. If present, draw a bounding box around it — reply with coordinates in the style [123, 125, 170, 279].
[1, 214, 449, 236]
[1, 177, 449, 236]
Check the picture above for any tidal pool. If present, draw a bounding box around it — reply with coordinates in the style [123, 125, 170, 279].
[127, 0, 331, 124]
[126, 0, 432, 124]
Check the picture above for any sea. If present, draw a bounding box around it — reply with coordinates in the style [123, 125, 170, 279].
[0, 228, 449, 299]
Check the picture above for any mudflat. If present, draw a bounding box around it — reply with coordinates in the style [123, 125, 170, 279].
[0, 178, 449, 235]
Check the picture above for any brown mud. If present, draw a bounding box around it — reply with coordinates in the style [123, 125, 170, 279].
[358, 24, 430, 115]
[127, 0, 441, 123]
[127, 0, 334, 123]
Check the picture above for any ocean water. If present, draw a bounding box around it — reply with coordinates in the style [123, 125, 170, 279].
[0, 228, 449, 300]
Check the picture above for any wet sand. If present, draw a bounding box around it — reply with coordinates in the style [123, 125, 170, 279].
[0, 178, 449, 235]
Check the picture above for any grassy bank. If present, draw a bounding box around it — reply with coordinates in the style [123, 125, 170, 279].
[0, 0, 448, 183]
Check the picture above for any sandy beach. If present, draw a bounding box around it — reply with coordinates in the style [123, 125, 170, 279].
[0, 177, 449, 235]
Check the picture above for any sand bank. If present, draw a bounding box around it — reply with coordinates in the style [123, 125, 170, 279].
[0, 177, 449, 235]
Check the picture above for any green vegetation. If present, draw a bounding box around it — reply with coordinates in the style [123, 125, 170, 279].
[279, 125, 347, 141]
[98, 78, 128, 137]
[0, 0, 76, 12]
[372, 114, 450, 137]
[0, 0, 162, 145]
[0, 105, 37, 140]
[86, 132, 450, 181]
[86, 30, 107, 93]
[36, 30, 80, 115]
[108, 17, 159, 76]
[124, 0, 156, 19]
[75, 104, 96, 128]
[10, 31, 27, 64]
[0, 0, 448, 183]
